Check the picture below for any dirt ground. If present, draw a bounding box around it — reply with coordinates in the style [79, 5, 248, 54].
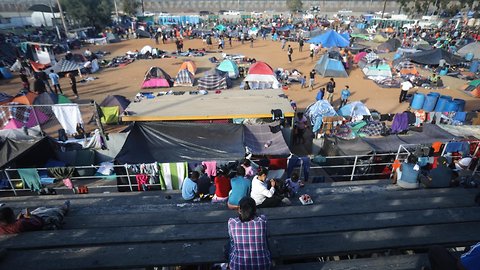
[1, 37, 479, 113]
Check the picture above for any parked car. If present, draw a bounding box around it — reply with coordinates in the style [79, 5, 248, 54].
[218, 10, 227, 15]
[199, 11, 213, 16]
[225, 10, 240, 16]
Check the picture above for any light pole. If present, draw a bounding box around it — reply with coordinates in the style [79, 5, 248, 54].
[113, 0, 120, 22]
[381, 0, 387, 19]
[56, 0, 68, 38]
[49, 0, 62, 40]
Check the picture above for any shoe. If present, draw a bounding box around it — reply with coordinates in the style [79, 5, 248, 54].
[281, 197, 292, 205]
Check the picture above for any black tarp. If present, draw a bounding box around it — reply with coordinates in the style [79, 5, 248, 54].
[377, 38, 401, 52]
[116, 122, 245, 163]
[410, 48, 463, 65]
[0, 137, 57, 168]
[243, 125, 290, 156]
[322, 136, 374, 156]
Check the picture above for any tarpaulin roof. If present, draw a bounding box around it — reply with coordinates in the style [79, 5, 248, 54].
[322, 136, 373, 156]
[457, 42, 480, 57]
[410, 48, 463, 65]
[51, 59, 83, 74]
[314, 54, 348, 77]
[244, 125, 290, 156]
[115, 122, 245, 163]
[307, 30, 349, 48]
[0, 137, 56, 168]
[377, 38, 401, 52]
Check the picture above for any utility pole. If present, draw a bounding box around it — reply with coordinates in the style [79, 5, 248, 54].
[49, 0, 62, 40]
[56, 0, 68, 38]
[113, 0, 120, 22]
[381, 0, 387, 19]
[141, 0, 145, 15]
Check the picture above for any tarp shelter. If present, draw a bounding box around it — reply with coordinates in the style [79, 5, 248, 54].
[135, 29, 151, 38]
[415, 39, 431, 51]
[51, 59, 83, 74]
[106, 32, 121, 43]
[276, 25, 294, 32]
[363, 63, 392, 80]
[175, 69, 195, 87]
[338, 101, 371, 120]
[141, 67, 173, 88]
[410, 48, 464, 65]
[0, 43, 18, 66]
[305, 100, 338, 133]
[307, 30, 349, 48]
[115, 122, 245, 163]
[464, 79, 480, 98]
[351, 33, 369, 40]
[0, 136, 57, 168]
[217, 59, 239, 79]
[372, 34, 388, 43]
[179, 61, 197, 75]
[243, 125, 290, 156]
[322, 136, 374, 156]
[314, 54, 348, 77]
[364, 51, 379, 63]
[197, 74, 228, 91]
[215, 24, 227, 31]
[19, 42, 55, 65]
[244, 61, 280, 89]
[99, 95, 130, 124]
[457, 42, 480, 58]
[377, 39, 401, 52]
[0, 103, 49, 129]
[158, 15, 200, 25]
[33, 93, 71, 105]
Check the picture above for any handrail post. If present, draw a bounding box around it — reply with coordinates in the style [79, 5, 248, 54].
[350, 155, 358, 181]
[125, 164, 134, 191]
[4, 170, 17, 196]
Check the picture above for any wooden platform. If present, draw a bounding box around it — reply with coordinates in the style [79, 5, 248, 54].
[0, 180, 479, 269]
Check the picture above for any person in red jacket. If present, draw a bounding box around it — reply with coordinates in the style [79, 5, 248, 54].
[212, 168, 231, 203]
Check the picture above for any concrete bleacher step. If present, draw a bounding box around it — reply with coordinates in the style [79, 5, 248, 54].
[276, 254, 429, 270]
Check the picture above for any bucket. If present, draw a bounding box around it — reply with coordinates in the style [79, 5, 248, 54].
[439, 69, 448, 76]
[445, 100, 459, 112]
[470, 61, 480, 72]
[434, 95, 452, 112]
[411, 93, 425, 110]
[423, 92, 439, 112]
[453, 98, 466, 112]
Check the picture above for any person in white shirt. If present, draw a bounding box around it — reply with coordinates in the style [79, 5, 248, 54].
[399, 79, 413, 103]
[250, 167, 283, 208]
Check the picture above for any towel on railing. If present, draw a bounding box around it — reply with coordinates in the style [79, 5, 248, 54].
[17, 168, 42, 192]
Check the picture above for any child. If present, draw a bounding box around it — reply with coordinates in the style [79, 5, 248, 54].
[285, 173, 303, 198]
[301, 76, 307, 88]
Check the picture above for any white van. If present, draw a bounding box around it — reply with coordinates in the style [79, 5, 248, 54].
[225, 10, 240, 16]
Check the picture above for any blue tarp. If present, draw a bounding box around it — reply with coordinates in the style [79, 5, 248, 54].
[158, 15, 200, 25]
[305, 100, 338, 133]
[277, 25, 294, 32]
[307, 30, 349, 48]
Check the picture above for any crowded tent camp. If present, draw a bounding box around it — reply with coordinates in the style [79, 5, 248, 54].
[0, 2, 480, 269]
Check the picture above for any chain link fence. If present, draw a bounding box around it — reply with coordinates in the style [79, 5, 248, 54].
[0, 103, 102, 138]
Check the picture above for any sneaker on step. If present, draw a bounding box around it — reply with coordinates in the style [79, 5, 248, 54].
[281, 197, 292, 205]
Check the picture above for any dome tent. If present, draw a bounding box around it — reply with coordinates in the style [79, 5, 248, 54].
[217, 59, 239, 79]
[244, 61, 280, 89]
[175, 69, 195, 87]
[141, 67, 173, 88]
[314, 54, 348, 77]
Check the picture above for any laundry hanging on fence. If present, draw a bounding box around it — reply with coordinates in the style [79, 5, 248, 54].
[159, 162, 188, 190]
[51, 104, 83, 135]
[18, 168, 42, 192]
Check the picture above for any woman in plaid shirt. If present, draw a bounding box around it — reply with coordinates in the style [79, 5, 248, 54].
[227, 197, 272, 270]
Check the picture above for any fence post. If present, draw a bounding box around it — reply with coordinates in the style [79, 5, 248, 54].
[350, 155, 358, 181]
[4, 170, 17, 196]
[124, 165, 134, 192]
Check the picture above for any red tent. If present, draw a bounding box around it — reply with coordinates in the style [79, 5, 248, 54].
[247, 61, 275, 75]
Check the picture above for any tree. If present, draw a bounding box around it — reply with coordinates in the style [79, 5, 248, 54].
[122, 0, 140, 16]
[286, 0, 303, 13]
[60, 0, 113, 29]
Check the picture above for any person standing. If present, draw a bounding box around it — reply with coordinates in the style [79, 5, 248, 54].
[316, 88, 325, 101]
[227, 197, 271, 270]
[309, 69, 316, 90]
[281, 37, 286, 50]
[19, 70, 30, 91]
[287, 45, 293, 63]
[67, 72, 78, 99]
[294, 112, 309, 144]
[49, 70, 62, 94]
[39, 70, 53, 92]
[326, 78, 336, 104]
[33, 74, 47, 94]
[340, 85, 351, 107]
[399, 79, 413, 103]
[298, 38, 304, 52]
[250, 37, 254, 48]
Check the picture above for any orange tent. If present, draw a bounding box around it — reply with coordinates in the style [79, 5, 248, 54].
[12, 92, 37, 105]
[384, 27, 395, 33]
[399, 66, 419, 75]
[179, 60, 197, 75]
[29, 60, 50, 72]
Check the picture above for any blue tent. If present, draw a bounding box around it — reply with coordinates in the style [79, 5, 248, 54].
[217, 59, 239, 79]
[314, 55, 348, 77]
[277, 25, 294, 32]
[307, 30, 350, 48]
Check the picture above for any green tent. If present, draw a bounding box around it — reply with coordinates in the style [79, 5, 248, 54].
[57, 94, 72, 104]
[215, 24, 226, 31]
[351, 34, 369, 40]
[100, 106, 120, 124]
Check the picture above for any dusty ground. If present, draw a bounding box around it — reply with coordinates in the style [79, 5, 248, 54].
[1, 37, 479, 113]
